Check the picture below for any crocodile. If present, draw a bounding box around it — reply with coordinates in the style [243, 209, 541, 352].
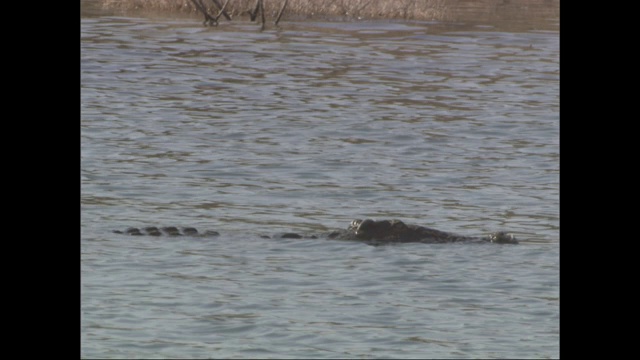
[113, 219, 518, 245]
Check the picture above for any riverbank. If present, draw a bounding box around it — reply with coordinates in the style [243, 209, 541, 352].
[98, 0, 559, 23]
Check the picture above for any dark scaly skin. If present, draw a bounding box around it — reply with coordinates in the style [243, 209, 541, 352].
[113, 226, 220, 237]
[336, 219, 518, 245]
[114, 219, 517, 244]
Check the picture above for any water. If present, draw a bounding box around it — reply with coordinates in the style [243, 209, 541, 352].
[81, 6, 559, 359]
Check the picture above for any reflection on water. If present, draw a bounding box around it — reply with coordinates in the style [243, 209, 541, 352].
[81, 9, 558, 359]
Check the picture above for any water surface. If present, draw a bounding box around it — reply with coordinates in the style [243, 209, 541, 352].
[81, 9, 559, 359]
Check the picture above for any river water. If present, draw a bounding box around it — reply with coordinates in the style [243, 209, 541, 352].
[81, 4, 559, 359]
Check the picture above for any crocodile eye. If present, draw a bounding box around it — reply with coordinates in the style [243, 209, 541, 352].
[349, 219, 363, 231]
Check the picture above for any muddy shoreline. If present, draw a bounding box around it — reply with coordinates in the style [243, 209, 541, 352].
[96, 0, 559, 24]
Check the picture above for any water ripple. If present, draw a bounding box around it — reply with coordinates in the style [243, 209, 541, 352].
[82, 14, 558, 359]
